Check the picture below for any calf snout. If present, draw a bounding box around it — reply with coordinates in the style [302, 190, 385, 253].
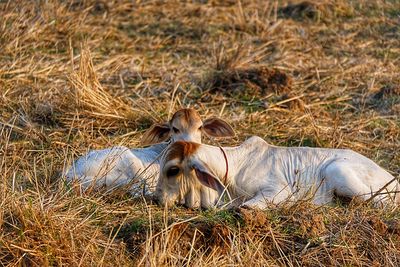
[153, 193, 174, 208]
[171, 133, 201, 144]
[153, 187, 178, 208]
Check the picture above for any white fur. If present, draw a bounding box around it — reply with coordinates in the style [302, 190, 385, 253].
[65, 144, 165, 195]
[156, 136, 399, 208]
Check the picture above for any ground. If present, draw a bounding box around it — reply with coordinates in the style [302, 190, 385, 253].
[0, 0, 399, 266]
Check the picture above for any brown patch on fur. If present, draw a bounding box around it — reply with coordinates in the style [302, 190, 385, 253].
[170, 108, 202, 129]
[165, 141, 200, 162]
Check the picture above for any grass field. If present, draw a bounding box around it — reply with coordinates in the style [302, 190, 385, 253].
[1, 0, 399, 266]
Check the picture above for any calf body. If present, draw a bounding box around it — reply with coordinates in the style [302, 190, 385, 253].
[65, 144, 164, 195]
[156, 137, 399, 208]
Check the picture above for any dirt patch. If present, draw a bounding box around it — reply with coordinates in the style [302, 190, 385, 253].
[287, 203, 327, 238]
[239, 208, 269, 229]
[118, 219, 148, 259]
[385, 219, 400, 235]
[167, 221, 233, 255]
[290, 209, 326, 238]
[29, 102, 60, 127]
[122, 220, 232, 258]
[366, 85, 400, 114]
[91, 1, 109, 14]
[373, 85, 400, 99]
[207, 66, 292, 97]
[279, 1, 320, 21]
[368, 216, 388, 235]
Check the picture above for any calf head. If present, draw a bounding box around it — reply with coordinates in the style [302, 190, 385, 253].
[141, 108, 235, 146]
[155, 141, 224, 209]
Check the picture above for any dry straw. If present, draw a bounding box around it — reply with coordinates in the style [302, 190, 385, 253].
[0, 0, 399, 266]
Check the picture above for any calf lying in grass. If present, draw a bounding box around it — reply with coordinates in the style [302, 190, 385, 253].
[155, 136, 399, 209]
[65, 108, 234, 195]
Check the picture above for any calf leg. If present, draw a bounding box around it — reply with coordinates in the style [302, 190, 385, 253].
[240, 187, 292, 209]
[240, 195, 269, 209]
[323, 162, 373, 203]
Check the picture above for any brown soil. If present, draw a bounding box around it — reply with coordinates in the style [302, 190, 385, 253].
[368, 216, 388, 235]
[239, 207, 269, 229]
[367, 84, 400, 114]
[385, 219, 400, 235]
[164, 221, 232, 255]
[284, 204, 327, 239]
[122, 220, 233, 259]
[373, 85, 400, 99]
[279, 1, 320, 21]
[208, 66, 293, 97]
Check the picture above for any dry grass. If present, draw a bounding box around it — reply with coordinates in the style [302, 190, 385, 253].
[0, 0, 399, 266]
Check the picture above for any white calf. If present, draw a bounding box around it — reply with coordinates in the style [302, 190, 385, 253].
[65, 144, 164, 194]
[65, 108, 235, 195]
[155, 136, 399, 209]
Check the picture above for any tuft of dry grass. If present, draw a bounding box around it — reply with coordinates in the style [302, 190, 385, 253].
[65, 46, 144, 131]
[0, 0, 399, 266]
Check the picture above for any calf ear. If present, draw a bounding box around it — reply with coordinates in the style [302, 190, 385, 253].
[141, 123, 171, 146]
[202, 118, 235, 138]
[194, 166, 225, 196]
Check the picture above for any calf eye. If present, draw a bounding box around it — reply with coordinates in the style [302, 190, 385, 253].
[172, 127, 180, 133]
[166, 166, 181, 178]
